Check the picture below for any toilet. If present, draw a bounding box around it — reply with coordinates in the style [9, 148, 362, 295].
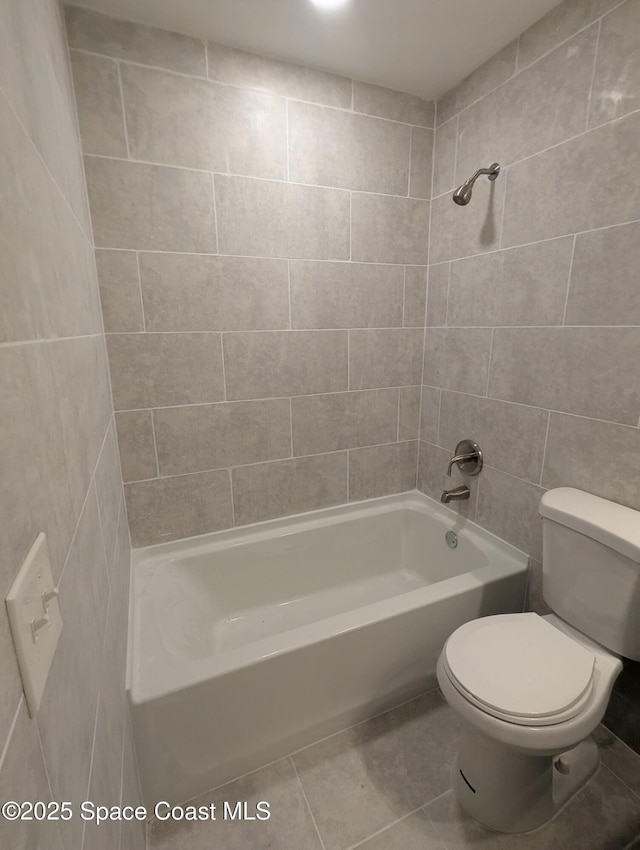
[437, 487, 640, 833]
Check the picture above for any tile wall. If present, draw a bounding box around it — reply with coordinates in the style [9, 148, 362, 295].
[65, 4, 434, 548]
[421, 0, 640, 750]
[0, 1, 144, 848]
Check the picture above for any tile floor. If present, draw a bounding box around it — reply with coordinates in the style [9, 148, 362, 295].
[149, 690, 640, 850]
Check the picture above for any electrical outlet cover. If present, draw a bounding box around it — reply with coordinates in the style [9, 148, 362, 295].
[6, 533, 63, 717]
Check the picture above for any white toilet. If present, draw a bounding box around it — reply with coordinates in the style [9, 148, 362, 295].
[437, 487, 640, 833]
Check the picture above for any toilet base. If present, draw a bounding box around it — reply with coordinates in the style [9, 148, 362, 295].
[453, 730, 599, 833]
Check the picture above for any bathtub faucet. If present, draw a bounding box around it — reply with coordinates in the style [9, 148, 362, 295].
[441, 485, 470, 504]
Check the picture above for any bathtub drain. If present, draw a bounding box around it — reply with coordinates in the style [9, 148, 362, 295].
[445, 531, 458, 549]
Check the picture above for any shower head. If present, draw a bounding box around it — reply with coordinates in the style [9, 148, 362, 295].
[453, 162, 500, 205]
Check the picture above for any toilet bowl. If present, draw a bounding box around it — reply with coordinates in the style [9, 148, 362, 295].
[436, 488, 639, 833]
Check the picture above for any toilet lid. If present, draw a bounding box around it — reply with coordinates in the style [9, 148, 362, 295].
[444, 613, 595, 724]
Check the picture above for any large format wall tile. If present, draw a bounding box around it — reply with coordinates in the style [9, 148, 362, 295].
[476, 467, 544, 560]
[121, 63, 287, 178]
[589, 0, 640, 127]
[290, 261, 404, 329]
[351, 193, 429, 264]
[423, 328, 493, 394]
[438, 392, 549, 483]
[207, 42, 352, 107]
[65, 5, 206, 75]
[352, 81, 434, 127]
[565, 221, 640, 326]
[139, 253, 289, 331]
[448, 238, 573, 326]
[432, 117, 458, 198]
[232, 453, 348, 525]
[349, 329, 424, 389]
[215, 175, 350, 260]
[115, 410, 158, 482]
[291, 390, 398, 455]
[456, 27, 597, 181]
[437, 40, 517, 125]
[399, 386, 422, 440]
[125, 470, 233, 546]
[223, 331, 348, 400]
[288, 101, 410, 195]
[502, 110, 640, 247]
[426, 264, 449, 327]
[404, 267, 428, 327]
[107, 333, 224, 409]
[409, 128, 434, 199]
[70, 50, 126, 157]
[488, 327, 640, 425]
[542, 413, 640, 511]
[86, 156, 217, 252]
[153, 399, 291, 474]
[349, 441, 418, 501]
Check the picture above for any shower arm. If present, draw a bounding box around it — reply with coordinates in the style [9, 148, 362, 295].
[465, 164, 500, 187]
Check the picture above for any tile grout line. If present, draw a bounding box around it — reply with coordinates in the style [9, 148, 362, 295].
[345, 791, 451, 850]
[116, 60, 131, 158]
[219, 334, 228, 402]
[0, 697, 23, 775]
[561, 234, 578, 326]
[407, 126, 414, 197]
[484, 327, 495, 397]
[451, 113, 460, 188]
[285, 99, 291, 181]
[228, 467, 236, 527]
[497, 168, 508, 250]
[539, 410, 552, 487]
[287, 259, 292, 329]
[149, 409, 161, 478]
[585, 18, 603, 132]
[210, 172, 219, 254]
[289, 397, 294, 458]
[100, 323, 640, 335]
[289, 758, 327, 850]
[135, 251, 146, 332]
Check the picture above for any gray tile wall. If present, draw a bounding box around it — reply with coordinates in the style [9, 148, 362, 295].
[0, 2, 144, 848]
[421, 0, 640, 752]
[66, 4, 434, 548]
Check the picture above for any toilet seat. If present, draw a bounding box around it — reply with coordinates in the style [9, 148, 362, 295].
[443, 613, 596, 727]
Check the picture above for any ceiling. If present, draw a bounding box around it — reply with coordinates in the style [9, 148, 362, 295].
[73, 0, 565, 101]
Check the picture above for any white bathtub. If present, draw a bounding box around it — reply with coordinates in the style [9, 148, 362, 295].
[128, 492, 528, 805]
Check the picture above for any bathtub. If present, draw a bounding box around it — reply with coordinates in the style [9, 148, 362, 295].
[128, 492, 528, 805]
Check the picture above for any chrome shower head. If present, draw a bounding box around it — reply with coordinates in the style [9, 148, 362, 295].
[452, 162, 500, 205]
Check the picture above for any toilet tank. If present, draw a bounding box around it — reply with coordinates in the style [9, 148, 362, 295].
[539, 488, 640, 662]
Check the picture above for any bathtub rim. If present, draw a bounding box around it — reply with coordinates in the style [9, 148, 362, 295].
[127, 491, 529, 705]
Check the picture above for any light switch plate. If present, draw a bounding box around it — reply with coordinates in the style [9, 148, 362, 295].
[6, 533, 62, 717]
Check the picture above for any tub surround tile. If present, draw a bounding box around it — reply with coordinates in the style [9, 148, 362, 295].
[351, 193, 430, 264]
[223, 331, 348, 401]
[399, 386, 422, 441]
[447, 238, 573, 327]
[409, 128, 434, 199]
[85, 156, 217, 253]
[94, 419, 123, 569]
[352, 81, 434, 127]
[589, 0, 640, 128]
[291, 390, 399, 455]
[525, 558, 552, 617]
[95, 249, 144, 333]
[455, 27, 597, 183]
[542, 413, 640, 512]
[420, 386, 441, 444]
[423, 328, 493, 396]
[288, 100, 411, 195]
[289, 261, 404, 330]
[349, 441, 418, 501]
[426, 264, 450, 327]
[215, 175, 349, 260]
[125, 469, 233, 546]
[121, 63, 287, 178]
[139, 253, 289, 332]
[488, 327, 640, 425]
[207, 41, 352, 108]
[69, 50, 126, 157]
[107, 333, 225, 410]
[502, 110, 640, 247]
[565, 221, 640, 326]
[438, 392, 549, 484]
[349, 328, 424, 390]
[476, 467, 544, 561]
[293, 691, 460, 850]
[437, 40, 517, 125]
[232, 453, 348, 526]
[153, 399, 291, 475]
[115, 410, 158, 483]
[65, 5, 206, 75]
[432, 117, 458, 198]
[150, 758, 323, 850]
[417, 441, 479, 520]
[517, 0, 621, 71]
[404, 267, 428, 328]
